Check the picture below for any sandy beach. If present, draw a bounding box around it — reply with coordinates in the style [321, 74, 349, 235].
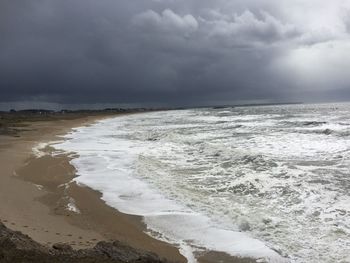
[0, 114, 256, 263]
[0, 114, 187, 262]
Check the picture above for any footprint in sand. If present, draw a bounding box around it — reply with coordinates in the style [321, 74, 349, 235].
[23, 225, 29, 228]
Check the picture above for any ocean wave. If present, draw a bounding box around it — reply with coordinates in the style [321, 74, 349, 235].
[52, 103, 350, 263]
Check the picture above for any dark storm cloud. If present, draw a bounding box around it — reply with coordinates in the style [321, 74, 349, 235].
[1, 0, 350, 108]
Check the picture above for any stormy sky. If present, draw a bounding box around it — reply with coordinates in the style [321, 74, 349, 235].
[1, 0, 350, 109]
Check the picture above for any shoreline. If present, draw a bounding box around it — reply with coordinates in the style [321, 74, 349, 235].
[0, 114, 257, 263]
[0, 114, 185, 262]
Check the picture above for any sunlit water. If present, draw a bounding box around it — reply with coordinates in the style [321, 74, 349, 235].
[52, 103, 350, 263]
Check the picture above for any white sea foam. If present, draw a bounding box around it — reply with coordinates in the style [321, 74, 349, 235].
[32, 142, 49, 158]
[52, 103, 350, 263]
[66, 197, 80, 214]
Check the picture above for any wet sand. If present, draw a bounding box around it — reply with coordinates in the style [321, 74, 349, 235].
[0, 114, 256, 263]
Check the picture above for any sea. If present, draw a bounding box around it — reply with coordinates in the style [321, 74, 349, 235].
[51, 103, 350, 263]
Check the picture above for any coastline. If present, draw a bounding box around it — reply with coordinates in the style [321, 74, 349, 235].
[0, 113, 257, 263]
[0, 114, 185, 262]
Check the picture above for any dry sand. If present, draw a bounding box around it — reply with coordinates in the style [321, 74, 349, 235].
[0, 114, 256, 263]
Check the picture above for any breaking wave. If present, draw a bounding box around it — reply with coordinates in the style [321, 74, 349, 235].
[52, 103, 350, 263]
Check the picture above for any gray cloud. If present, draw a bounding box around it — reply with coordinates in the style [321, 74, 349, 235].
[199, 10, 300, 47]
[133, 9, 198, 35]
[344, 10, 350, 34]
[1, 0, 350, 108]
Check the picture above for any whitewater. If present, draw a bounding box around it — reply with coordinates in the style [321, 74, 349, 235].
[51, 103, 350, 262]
